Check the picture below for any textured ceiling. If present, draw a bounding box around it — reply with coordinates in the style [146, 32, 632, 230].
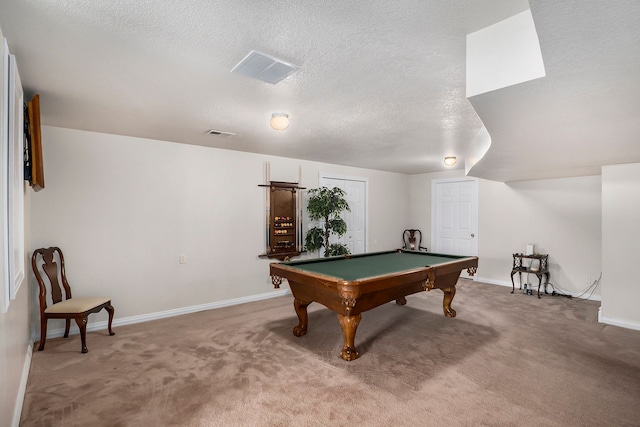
[1, 0, 639, 181]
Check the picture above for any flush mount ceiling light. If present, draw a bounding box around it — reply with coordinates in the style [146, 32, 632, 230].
[444, 156, 457, 166]
[270, 113, 289, 131]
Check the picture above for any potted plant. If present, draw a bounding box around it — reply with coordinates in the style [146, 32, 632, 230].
[305, 186, 351, 257]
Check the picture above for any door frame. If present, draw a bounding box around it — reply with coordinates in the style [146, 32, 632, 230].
[430, 177, 479, 257]
[319, 172, 369, 253]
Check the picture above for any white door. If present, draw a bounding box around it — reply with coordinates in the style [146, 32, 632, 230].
[319, 174, 367, 254]
[431, 178, 478, 257]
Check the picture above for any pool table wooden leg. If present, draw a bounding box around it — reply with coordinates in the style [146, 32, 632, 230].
[441, 286, 457, 318]
[395, 296, 407, 305]
[292, 298, 311, 337]
[337, 313, 361, 361]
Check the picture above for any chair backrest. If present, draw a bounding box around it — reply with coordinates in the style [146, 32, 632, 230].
[403, 229, 422, 251]
[32, 247, 72, 314]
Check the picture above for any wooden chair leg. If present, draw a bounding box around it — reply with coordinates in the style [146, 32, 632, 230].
[38, 317, 48, 351]
[75, 316, 89, 353]
[64, 319, 71, 338]
[106, 304, 115, 336]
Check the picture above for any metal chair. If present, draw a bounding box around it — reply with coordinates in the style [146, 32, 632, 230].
[402, 229, 428, 251]
[32, 247, 115, 353]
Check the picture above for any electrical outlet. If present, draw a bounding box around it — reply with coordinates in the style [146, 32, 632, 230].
[179, 254, 187, 264]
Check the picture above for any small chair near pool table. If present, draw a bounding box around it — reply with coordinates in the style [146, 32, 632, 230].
[402, 229, 427, 251]
[270, 249, 478, 361]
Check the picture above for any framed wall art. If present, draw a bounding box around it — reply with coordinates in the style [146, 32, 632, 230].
[8, 53, 25, 300]
[1, 38, 9, 312]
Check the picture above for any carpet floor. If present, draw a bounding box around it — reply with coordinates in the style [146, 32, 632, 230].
[20, 280, 640, 426]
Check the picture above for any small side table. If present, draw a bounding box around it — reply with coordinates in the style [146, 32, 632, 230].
[510, 253, 550, 299]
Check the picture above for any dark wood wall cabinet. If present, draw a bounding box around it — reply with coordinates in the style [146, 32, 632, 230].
[259, 181, 304, 260]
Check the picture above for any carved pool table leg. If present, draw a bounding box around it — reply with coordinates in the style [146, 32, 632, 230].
[292, 298, 311, 337]
[271, 275, 283, 289]
[337, 313, 362, 361]
[441, 286, 457, 318]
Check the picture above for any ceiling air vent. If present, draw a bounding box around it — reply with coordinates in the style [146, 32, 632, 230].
[206, 129, 235, 138]
[231, 50, 300, 84]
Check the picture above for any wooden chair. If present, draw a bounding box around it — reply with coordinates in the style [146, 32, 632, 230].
[402, 229, 428, 251]
[32, 247, 115, 353]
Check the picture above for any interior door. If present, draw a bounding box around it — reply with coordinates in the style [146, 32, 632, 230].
[319, 175, 366, 254]
[431, 178, 478, 258]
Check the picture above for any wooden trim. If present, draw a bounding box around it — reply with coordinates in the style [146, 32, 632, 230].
[28, 94, 44, 191]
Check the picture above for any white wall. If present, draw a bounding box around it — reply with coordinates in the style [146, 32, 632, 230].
[466, 9, 545, 97]
[30, 126, 409, 327]
[602, 163, 640, 328]
[479, 176, 602, 295]
[410, 171, 602, 296]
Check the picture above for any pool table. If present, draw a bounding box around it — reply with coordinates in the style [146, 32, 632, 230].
[270, 249, 478, 361]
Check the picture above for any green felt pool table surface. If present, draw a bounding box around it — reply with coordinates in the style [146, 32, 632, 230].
[278, 250, 471, 281]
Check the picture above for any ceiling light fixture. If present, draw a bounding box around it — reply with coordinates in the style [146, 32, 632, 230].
[270, 113, 289, 131]
[444, 156, 457, 166]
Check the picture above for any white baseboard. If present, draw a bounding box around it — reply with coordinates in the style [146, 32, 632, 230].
[12, 343, 33, 427]
[475, 276, 512, 288]
[476, 276, 601, 301]
[599, 311, 640, 331]
[39, 289, 291, 340]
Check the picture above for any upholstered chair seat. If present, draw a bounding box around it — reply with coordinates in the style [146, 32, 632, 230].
[44, 296, 112, 314]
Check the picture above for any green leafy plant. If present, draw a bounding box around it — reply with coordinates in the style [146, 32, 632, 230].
[305, 187, 351, 257]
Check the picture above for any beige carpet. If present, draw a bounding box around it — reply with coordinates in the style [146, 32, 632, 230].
[20, 280, 640, 426]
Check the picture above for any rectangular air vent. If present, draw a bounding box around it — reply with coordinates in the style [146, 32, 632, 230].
[207, 129, 235, 138]
[231, 50, 300, 84]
